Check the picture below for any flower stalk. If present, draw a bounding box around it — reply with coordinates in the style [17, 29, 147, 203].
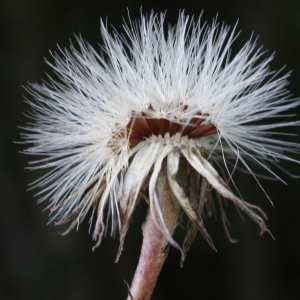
[128, 159, 184, 300]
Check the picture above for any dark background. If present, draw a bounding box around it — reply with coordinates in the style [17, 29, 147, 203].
[1, 0, 300, 299]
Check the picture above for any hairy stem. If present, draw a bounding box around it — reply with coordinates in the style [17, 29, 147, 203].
[127, 160, 185, 300]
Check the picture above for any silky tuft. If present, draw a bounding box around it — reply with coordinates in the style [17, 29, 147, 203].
[22, 12, 300, 262]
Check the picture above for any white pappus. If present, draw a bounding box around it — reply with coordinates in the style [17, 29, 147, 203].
[22, 11, 300, 263]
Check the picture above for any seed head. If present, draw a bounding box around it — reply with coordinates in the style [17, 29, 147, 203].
[22, 12, 300, 262]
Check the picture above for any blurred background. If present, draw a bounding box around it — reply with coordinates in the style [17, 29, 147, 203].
[1, 0, 300, 299]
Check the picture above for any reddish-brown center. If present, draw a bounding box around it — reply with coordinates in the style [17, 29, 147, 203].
[126, 109, 217, 148]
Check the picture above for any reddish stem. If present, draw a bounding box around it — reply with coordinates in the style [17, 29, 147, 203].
[127, 161, 185, 300]
[126, 211, 169, 300]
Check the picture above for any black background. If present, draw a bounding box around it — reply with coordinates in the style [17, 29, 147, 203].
[1, 0, 300, 299]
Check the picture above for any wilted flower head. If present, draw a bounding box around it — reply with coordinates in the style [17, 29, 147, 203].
[23, 12, 299, 263]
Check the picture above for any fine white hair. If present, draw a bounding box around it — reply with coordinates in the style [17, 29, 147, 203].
[22, 11, 299, 261]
